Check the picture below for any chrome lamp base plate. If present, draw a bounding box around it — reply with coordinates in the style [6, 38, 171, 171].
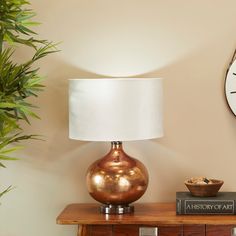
[100, 204, 134, 214]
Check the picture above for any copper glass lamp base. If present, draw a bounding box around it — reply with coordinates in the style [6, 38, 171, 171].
[86, 141, 149, 214]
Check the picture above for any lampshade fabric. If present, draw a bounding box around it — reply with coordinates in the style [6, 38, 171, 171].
[69, 78, 163, 141]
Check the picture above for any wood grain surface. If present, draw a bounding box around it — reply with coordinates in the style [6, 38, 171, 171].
[183, 225, 205, 236]
[206, 225, 235, 236]
[56, 203, 236, 225]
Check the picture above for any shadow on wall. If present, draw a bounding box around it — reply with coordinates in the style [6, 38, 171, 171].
[132, 41, 236, 201]
[142, 41, 236, 162]
[128, 140, 199, 202]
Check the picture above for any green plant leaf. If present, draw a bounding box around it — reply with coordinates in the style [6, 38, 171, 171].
[0, 186, 14, 198]
[0, 102, 20, 108]
[21, 21, 40, 26]
[0, 146, 23, 154]
[0, 162, 6, 168]
[0, 0, 58, 200]
[0, 155, 19, 161]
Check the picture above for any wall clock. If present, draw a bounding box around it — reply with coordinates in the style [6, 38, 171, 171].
[225, 49, 236, 116]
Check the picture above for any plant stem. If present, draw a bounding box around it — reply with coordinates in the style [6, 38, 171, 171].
[0, 29, 3, 54]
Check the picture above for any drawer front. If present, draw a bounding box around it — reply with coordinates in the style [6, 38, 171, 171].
[113, 225, 182, 236]
[184, 225, 205, 236]
[87, 225, 113, 236]
[113, 225, 139, 236]
[158, 225, 182, 236]
[80, 225, 236, 236]
[206, 225, 236, 236]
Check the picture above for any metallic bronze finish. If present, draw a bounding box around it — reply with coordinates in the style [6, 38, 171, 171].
[86, 142, 149, 213]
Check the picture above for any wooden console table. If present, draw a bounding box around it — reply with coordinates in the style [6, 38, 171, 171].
[56, 203, 236, 236]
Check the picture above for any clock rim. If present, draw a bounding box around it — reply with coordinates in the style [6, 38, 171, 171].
[224, 52, 236, 117]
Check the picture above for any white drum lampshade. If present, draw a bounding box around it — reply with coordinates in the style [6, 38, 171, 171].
[69, 78, 163, 141]
[69, 78, 163, 214]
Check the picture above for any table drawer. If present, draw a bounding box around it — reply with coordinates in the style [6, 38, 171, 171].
[206, 225, 236, 236]
[113, 225, 182, 236]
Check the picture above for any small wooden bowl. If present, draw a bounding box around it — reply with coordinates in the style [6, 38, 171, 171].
[185, 179, 224, 197]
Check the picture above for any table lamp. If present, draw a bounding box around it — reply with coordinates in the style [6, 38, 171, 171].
[69, 78, 163, 214]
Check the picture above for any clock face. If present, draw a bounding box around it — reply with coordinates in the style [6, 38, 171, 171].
[225, 59, 236, 116]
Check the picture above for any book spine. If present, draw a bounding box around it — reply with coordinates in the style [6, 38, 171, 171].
[176, 199, 182, 215]
[176, 199, 236, 215]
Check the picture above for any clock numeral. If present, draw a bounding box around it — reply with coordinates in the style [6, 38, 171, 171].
[230, 91, 236, 94]
[233, 73, 236, 76]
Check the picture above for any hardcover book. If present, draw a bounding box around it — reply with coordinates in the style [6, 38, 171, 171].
[176, 192, 236, 215]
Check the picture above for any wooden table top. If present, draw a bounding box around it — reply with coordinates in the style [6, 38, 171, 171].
[56, 203, 236, 225]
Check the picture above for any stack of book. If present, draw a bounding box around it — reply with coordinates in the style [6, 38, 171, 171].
[176, 192, 236, 215]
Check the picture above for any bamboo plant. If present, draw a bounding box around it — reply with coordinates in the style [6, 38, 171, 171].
[0, 0, 57, 199]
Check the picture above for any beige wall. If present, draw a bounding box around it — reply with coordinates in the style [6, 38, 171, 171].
[1, 0, 236, 235]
